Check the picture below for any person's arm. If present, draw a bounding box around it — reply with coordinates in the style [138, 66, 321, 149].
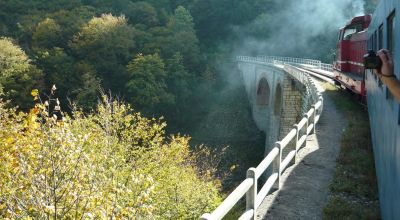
[376, 50, 400, 102]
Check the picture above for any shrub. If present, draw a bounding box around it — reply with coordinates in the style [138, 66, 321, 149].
[0, 91, 221, 219]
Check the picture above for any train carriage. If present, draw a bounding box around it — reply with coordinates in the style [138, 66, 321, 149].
[364, 0, 400, 219]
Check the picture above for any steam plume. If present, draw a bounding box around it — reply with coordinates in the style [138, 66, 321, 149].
[233, 0, 366, 61]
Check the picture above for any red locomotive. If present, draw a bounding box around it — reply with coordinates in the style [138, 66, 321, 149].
[333, 15, 371, 97]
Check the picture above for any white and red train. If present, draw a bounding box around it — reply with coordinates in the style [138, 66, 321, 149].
[334, 1, 400, 218]
[333, 14, 371, 98]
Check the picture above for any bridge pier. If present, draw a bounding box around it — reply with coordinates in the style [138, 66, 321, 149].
[238, 63, 306, 167]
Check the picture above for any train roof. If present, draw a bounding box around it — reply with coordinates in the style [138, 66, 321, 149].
[339, 14, 372, 31]
[346, 14, 372, 26]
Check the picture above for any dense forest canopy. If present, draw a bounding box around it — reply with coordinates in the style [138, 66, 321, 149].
[0, 0, 377, 115]
[0, 0, 378, 218]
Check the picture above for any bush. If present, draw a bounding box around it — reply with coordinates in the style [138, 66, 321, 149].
[0, 91, 221, 219]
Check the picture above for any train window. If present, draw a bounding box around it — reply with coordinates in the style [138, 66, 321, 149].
[386, 11, 395, 100]
[398, 105, 400, 125]
[368, 38, 371, 50]
[378, 25, 383, 86]
[378, 24, 383, 49]
[343, 26, 358, 40]
[371, 37, 374, 50]
[373, 31, 379, 82]
[378, 78, 383, 87]
[387, 87, 394, 100]
[387, 11, 395, 55]
[370, 33, 374, 49]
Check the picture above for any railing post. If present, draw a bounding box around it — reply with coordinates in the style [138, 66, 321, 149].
[319, 96, 324, 115]
[293, 124, 299, 164]
[273, 141, 282, 190]
[246, 168, 257, 220]
[311, 104, 317, 134]
[304, 113, 309, 133]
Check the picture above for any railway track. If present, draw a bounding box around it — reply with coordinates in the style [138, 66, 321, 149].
[296, 65, 368, 108]
[295, 65, 335, 84]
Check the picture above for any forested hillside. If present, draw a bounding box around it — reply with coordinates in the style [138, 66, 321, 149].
[0, 0, 378, 218]
[0, 0, 273, 116]
[0, 0, 377, 117]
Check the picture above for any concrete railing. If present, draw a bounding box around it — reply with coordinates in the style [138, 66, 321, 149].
[236, 56, 333, 72]
[284, 65, 321, 110]
[200, 57, 324, 220]
[321, 63, 333, 72]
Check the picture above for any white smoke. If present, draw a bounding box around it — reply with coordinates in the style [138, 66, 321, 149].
[233, 0, 366, 61]
[352, 0, 366, 16]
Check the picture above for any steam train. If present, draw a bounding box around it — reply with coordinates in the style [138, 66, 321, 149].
[335, 1, 400, 219]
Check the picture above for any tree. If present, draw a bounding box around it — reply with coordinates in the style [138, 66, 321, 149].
[125, 54, 174, 112]
[166, 53, 191, 100]
[166, 53, 191, 107]
[142, 26, 172, 55]
[123, 1, 159, 28]
[32, 18, 62, 49]
[35, 47, 78, 104]
[0, 38, 30, 78]
[0, 37, 42, 109]
[72, 62, 100, 110]
[69, 14, 136, 92]
[242, 13, 271, 40]
[189, 0, 272, 46]
[46, 6, 96, 48]
[166, 6, 201, 73]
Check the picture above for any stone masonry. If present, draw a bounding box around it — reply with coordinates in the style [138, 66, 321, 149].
[279, 75, 304, 138]
[279, 75, 304, 158]
[238, 62, 308, 159]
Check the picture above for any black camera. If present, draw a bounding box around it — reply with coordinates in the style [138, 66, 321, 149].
[364, 50, 382, 69]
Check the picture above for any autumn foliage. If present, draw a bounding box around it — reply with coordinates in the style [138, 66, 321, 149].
[0, 91, 221, 219]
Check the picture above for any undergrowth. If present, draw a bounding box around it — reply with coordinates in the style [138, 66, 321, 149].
[322, 83, 380, 220]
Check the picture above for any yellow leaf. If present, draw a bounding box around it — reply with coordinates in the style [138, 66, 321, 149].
[31, 89, 39, 97]
[5, 137, 13, 144]
[31, 107, 39, 115]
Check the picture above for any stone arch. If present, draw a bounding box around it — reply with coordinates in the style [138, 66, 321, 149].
[257, 77, 270, 105]
[274, 84, 283, 115]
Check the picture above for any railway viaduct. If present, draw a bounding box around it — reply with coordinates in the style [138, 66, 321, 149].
[238, 61, 303, 158]
[237, 57, 321, 158]
[201, 56, 329, 220]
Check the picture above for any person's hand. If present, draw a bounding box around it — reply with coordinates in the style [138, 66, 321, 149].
[377, 49, 394, 77]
